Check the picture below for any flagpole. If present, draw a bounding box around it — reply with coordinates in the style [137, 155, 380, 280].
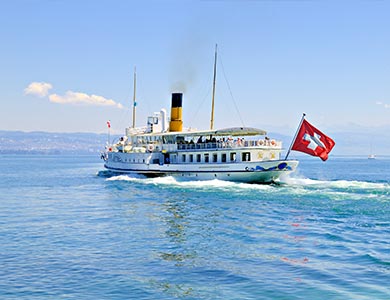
[132, 66, 137, 129]
[285, 113, 306, 160]
[107, 121, 111, 145]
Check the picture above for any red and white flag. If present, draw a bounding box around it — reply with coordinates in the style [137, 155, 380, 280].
[291, 118, 335, 161]
[106, 121, 111, 128]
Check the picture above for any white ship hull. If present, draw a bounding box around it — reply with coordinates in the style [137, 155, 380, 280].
[104, 151, 298, 183]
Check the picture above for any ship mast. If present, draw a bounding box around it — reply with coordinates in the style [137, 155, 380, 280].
[132, 67, 137, 128]
[210, 44, 217, 130]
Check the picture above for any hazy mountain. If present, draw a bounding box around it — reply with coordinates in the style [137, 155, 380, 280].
[0, 126, 389, 156]
[0, 131, 118, 155]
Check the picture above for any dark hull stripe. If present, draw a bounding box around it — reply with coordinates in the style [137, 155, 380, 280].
[104, 164, 294, 174]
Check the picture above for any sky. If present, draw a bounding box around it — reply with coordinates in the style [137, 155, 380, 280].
[1, 0, 389, 140]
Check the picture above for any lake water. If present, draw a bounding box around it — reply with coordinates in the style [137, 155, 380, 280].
[0, 155, 389, 299]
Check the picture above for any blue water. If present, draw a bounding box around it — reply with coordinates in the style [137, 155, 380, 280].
[0, 155, 389, 299]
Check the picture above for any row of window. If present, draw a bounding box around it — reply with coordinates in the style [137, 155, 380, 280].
[180, 152, 251, 163]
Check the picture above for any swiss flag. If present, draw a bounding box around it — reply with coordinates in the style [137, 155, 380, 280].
[291, 118, 335, 161]
[106, 121, 111, 128]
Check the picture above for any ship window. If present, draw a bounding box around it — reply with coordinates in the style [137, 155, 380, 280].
[182, 154, 186, 162]
[221, 153, 227, 162]
[213, 153, 218, 162]
[189, 154, 194, 162]
[230, 152, 236, 162]
[242, 152, 251, 162]
[205, 153, 209, 163]
[176, 136, 185, 143]
[196, 154, 201, 162]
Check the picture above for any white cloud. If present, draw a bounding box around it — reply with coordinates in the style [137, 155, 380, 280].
[24, 82, 53, 97]
[49, 91, 123, 109]
[24, 81, 123, 109]
[376, 101, 390, 109]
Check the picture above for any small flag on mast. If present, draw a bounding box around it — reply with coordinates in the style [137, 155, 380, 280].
[106, 121, 111, 128]
[291, 118, 335, 161]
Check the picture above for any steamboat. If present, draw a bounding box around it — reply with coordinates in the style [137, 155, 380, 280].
[102, 48, 298, 183]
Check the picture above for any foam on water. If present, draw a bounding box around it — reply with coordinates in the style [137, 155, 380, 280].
[106, 174, 144, 182]
[104, 173, 389, 200]
[105, 174, 271, 191]
[103, 172, 390, 205]
[275, 174, 390, 203]
[282, 174, 389, 190]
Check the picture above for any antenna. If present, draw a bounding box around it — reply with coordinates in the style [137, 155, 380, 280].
[132, 67, 137, 128]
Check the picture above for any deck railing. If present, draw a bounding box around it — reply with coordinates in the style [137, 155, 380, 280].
[176, 140, 281, 151]
[116, 139, 282, 153]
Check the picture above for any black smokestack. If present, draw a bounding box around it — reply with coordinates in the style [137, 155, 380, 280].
[171, 93, 183, 108]
[169, 93, 183, 132]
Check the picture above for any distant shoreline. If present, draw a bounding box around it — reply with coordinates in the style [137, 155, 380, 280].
[1, 152, 389, 160]
[1, 130, 389, 156]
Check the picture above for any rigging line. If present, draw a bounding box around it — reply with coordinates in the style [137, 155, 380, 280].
[115, 94, 131, 131]
[117, 70, 137, 130]
[187, 65, 214, 128]
[188, 86, 212, 127]
[219, 54, 246, 127]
